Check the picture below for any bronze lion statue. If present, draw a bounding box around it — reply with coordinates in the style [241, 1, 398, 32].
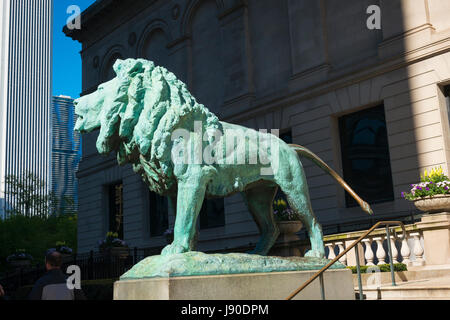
[74, 58, 372, 258]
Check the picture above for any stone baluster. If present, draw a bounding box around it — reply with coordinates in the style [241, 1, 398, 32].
[325, 243, 336, 260]
[362, 238, 374, 266]
[400, 233, 411, 265]
[411, 232, 425, 266]
[374, 237, 386, 265]
[335, 242, 347, 265]
[389, 235, 399, 264]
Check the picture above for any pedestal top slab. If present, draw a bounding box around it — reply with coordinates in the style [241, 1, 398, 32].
[120, 251, 345, 280]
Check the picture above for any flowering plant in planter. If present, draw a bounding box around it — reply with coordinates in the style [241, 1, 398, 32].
[401, 167, 450, 200]
[98, 232, 128, 250]
[7, 249, 33, 263]
[163, 227, 174, 243]
[273, 199, 301, 222]
[53, 241, 73, 255]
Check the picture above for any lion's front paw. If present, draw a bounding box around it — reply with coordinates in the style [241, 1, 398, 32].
[161, 243, 189, 256]
[305, 249, 325, 259]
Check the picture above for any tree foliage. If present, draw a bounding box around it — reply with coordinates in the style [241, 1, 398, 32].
[4, 172, 76, 217]
[4, 172, 48, 217]
[0, 214, 77, 273]
[0, 172, 78, 273]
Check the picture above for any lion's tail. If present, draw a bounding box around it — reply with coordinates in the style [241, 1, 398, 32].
[289, 144, 374, 215]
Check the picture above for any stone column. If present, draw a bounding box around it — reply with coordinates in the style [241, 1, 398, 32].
[416, 212, 450, 266]
[287, 0, 329, 90]
[218, 2, 254, 110]
[378, 0, 433, 59]
[167, 36, 191, 86]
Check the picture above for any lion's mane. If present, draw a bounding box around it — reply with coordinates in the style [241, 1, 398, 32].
[95, 58, 222, 194]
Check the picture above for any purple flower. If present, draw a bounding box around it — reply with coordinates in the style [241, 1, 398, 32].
[401, 192, 405, 198]
[426, 187, 430, 191]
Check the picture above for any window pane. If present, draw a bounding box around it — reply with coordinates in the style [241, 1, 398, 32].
[445, 86, 450, 129]
[280, 131, 293, 144]
[108, 182, 124, 239]
[339, 105, 394, 207]
[149, 192, 168, 237]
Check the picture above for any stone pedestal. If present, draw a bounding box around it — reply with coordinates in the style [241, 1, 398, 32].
[416, 212, 450, 266]
[114, 269, 354, 300]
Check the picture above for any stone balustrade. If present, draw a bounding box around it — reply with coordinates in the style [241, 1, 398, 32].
[276, 213, 449, 269]
[325, 229, 426, 266]
[324, 226, 426, 267]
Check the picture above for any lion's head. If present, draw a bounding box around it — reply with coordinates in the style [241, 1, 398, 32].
[74, 58, 222, 194]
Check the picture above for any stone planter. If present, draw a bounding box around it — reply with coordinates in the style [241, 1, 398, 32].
[413, 194, 450, 213]
[276, 221, 303, 241]
[272, 221, 304, 257]
[103, 247, 130, 259]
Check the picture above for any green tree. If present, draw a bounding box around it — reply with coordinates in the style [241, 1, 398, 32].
[0, 213, 78, 273]
[4, 172, 49, 217]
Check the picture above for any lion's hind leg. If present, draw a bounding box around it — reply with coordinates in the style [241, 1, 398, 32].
[278, 180, 325, 258]
[243, 185, 279, 256]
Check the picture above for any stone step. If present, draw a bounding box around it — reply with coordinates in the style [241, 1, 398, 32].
[351, 266, 450, 287]
[354, 276, 450, 300]
[368, 296, 450, 300]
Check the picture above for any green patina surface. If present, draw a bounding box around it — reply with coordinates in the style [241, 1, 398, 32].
[74, 58, 372, 277]
[120, 252, 346, 280]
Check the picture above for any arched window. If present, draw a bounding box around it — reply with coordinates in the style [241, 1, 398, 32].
[339, 105, 394, 207]
[141, 28, 171, 70]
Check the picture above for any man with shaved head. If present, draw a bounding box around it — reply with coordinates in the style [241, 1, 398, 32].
[28, 250, 85, 300]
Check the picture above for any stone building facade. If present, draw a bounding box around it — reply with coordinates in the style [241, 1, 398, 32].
[65, 0, 450, 254]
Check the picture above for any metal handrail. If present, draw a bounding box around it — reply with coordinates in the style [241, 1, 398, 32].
[285, 220, 407, 300]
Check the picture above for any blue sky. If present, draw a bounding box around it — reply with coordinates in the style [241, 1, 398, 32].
[53, 0, 96, 99]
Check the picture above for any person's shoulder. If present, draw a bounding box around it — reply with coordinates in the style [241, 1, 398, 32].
[33, 273, 51, 286]
[35, 270, 66, 286]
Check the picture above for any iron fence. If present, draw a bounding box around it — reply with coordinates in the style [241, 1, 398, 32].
[0, 211, 420, 296]
[0, 246, 164, 295]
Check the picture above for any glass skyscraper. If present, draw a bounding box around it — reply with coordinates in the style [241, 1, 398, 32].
[51, 96, 82, 211]
[0, 0, 53, 217]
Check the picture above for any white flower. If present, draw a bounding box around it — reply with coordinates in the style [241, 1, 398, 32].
[437, 181, 450, 187]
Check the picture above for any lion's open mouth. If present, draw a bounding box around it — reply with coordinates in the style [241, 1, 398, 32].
[74, 117, 85, 132]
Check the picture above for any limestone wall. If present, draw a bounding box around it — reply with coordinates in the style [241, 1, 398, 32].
[73, 0, 450, 253]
